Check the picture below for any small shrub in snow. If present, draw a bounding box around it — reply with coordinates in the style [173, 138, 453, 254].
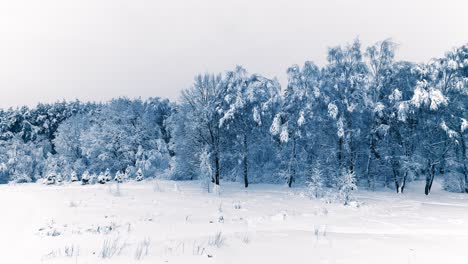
[192, 241, 206, 256]
[44, 173, 56, 185]
[64, 244, 80, 257]
[70, 171, 79, 182]
[241, 234, 251, 244]
[135, 168, 144, 182]
[339, 170, 357, 206]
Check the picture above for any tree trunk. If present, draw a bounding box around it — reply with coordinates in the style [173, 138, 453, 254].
[288, 136, 297, 188]
[214, 152, 220, 186]
[401, 171, 407, 193]
[459, 134, 468, 193]
[392, 164, 400, 194]
[338, 137, 343, 171]
[243, 133, 248, 188]
[425, 160, 435, 195]
[366, 147, 373, 190]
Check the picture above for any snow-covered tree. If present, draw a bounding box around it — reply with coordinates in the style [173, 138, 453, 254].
[114, 171, 123, 183]
[322, 39, 368, 183]
[97, 172, 106, 184]
[104, 168, 112, 182]
[271, 62, 321, 187]
[180, 73, 225, 187]
[70, 171, 79, 182]
[220, 66, 281, 187]
[306, 164, 324, 199]
[339, 170, 357, 205]
[81, 170, 90, 185]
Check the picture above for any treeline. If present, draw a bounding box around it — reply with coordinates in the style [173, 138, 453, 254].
[0, 39, 466, 195]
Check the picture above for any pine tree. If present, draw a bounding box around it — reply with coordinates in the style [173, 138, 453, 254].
[306, 164, 324, 199]
[104, 168, 112, 182]
[114, 171, 123, 183]
[70, 171, 79, 182]
[97, 172, 106, 184]
[81, 170, 90, 185]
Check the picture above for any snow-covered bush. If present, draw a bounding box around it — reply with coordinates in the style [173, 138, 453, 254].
[114, 171, 123, 183]
[44, 173, 57, 185]
[56, 173, 63, 184]
[97, 172, 106, 184]
[135, 168, 144, 182]
[81, 170, 91, 185]
[70, 171, 79, 182]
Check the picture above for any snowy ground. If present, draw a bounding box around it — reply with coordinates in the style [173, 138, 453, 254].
[1, 180, 467, 264]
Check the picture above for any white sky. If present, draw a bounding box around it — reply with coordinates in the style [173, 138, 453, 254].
[0, 0, 467, 108]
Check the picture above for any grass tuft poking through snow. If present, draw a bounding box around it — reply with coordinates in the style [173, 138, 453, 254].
[208, 231, 225, 248]
[100, 237, 126, 259]
[134, 237, 151, 260]
[64, 244, 80, 258]
[241, 234, 251, 244]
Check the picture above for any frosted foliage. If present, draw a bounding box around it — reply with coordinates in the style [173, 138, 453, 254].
[462, 118, 468, 132]
[297, 111, 305, 127]
[441, 121, 457, 138]
[328, 103, 338, 119]
[337, 117, 345, 138]
[411, 86, 429, 107]
[397, 102, 409, 122]
[428, 89, 447, 110]
[374, 102, 385, 114]
[389, 89, 402, 101]
[447, 60, 458, 70]
[411, 84, 447, 110]
[253, 107, 261, 125]
[270, 115, 281, 136]
[280, 126, 289, 143]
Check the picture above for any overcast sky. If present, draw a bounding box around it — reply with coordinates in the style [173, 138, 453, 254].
[0, 0, 467, 108]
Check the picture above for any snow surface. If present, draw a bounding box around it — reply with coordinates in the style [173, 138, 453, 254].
[1, 180, 467, 263]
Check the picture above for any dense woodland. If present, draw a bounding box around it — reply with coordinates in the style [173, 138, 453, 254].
[0, 39, 466, 195]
